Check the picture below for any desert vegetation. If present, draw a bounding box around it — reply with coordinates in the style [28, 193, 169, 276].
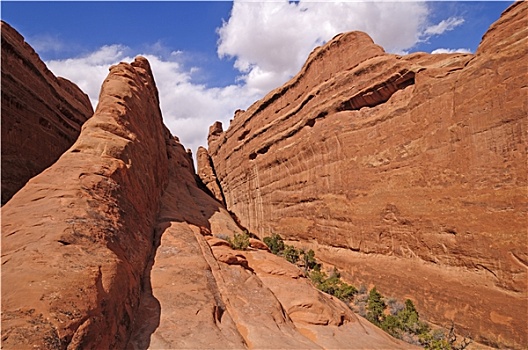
[228, 232, 250, 250]
[263, 233, 471, 350]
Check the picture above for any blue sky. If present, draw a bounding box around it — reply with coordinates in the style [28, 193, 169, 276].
[1, 1, 514, 154]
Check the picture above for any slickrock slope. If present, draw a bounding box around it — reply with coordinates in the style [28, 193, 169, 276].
[1, 21, 94, 205]
[129, 136, 410, 350]
[2, 49, 408, 348]
[206, 2, 528, 348]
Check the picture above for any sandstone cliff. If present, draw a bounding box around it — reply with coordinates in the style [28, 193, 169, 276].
[206, 2, 528, 348]
[1, 38, 409, 348]
[1, 21, 94, 205]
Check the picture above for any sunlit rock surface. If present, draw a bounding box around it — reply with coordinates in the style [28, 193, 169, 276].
[206, 3, 528, 348]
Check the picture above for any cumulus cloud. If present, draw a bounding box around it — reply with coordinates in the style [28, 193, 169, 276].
[146, 58, 261, 150]
[47, 45, 130, 107]
[217, 1, 430, 92]
[431, 47, 472, 54]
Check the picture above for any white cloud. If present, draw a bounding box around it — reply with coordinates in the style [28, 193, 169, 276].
[26, 34, 65, 54]
[217, 1, 430, 92]
[45, 46, 261, 156]
[424, 16, 465, 36]
[431, 47, 472, 54]
[47, 45, 130, 108]
[44, 0, 469, 160]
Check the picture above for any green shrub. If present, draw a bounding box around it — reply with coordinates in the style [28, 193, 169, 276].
[283, 245, 300, 264]
[381, 314, 402, 337]
[228, 232, 250, 250]
[419, 329, 451, 350]
[263, 233, 285, 255]
[399, 299, 426, 334]
[302, 249, 318, 271]
[325, 279, 357, 302]
[358, 288, 470, 349]
[309, 269, 327, 285]
[366, 287, 386, 326]
[309, 268, 357, 303]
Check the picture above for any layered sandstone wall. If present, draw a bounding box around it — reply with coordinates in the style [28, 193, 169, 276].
[1, 21, 94, 204]
[207, 2, 527, 348]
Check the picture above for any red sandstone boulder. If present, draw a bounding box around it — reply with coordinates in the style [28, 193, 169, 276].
[1, 21, 94, 204]
[249, 237, 270, 251]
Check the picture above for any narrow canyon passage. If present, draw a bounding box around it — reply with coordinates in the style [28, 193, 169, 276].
[126, 139, 411, 349]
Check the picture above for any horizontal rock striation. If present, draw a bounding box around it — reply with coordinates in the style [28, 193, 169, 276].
[206, 2, 527, 348]
[1, 20, 94, 205]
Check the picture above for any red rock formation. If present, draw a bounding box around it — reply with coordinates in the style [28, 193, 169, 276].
[197, 145, 226, 205]
[1, 21, 94, 204]
[1, 56, 170, 349]
[2, 44, 407, 348]
[127, 115, 411, 350]
[206, 2, 528, 348]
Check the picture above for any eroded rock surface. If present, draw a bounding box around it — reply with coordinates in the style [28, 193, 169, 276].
[1, 21, 94, 204]
[128, 127, 410, 349]
[2, 56, 169, 349]
[206, 3, 528, 348]
[2, 40, 408, 349]
[197, 145, 226, 205]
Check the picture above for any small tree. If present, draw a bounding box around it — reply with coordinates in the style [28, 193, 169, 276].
[302, 249, 318, 271]
[381, 314, 402, 337]
[309, 269, 327, 285]
[309, 268, 357, 303]
[398, 299, 430, 335]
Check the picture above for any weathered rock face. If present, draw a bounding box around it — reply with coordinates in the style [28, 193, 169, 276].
[1, 56, 170, 349]
[206, 2, 527, 348]
[197, 145, 226, 205]
[1, 21, 94, 205]
[128, 137, 412, 349]
[1, 35, 408, 349]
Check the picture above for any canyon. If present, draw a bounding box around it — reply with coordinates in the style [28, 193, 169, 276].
[1, 2, 527, 349]
[1, 20, 409, 350]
